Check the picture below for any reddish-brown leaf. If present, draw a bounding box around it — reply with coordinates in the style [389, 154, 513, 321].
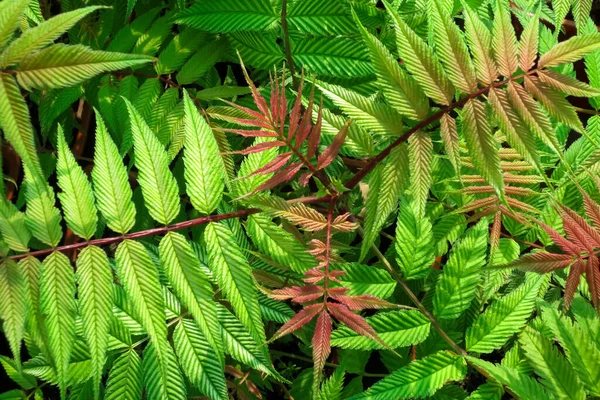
[326, 302, 381, 344]
[307, 103, 323, 159]
[326, 287, 350, 297]
[228, 141, 286, 155]
[582, 190, 600, 230]
[331, 213, 358, 232]
[219, 128, 279, 137]
[490, 211, 502, 252]
[312, 311, 332, 376]
[537, 221, 582, 256]
[294, 285, 325, 303]
[585, 256, 600, 310]
[278, 72, 287, 135]
[561, 213, 595, 253]
[239, 57, 271, 122]
[317, 120, 351, 170]
[295, 88, 315, 148]
[252, 162, 303, 193]
[221, 99, 270, 125]
[332, 294, 395, 311]
[288, 75, 305, 140]
[270, 303, 323, 342]
[237, 152, 292, 180]
[298, 172, 313, 187]
[505, 197, 539, 214]
[269, 286, 303, 300]
[565, 260, 583, 309]
[560, 206, 600, 249]
[504, 252, 576, 273]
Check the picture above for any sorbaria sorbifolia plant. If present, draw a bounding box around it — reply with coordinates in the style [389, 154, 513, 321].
[3, 0, 600, 399]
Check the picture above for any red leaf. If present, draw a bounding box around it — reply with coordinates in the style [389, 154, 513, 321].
[560, 206, 600, 249]
[298, 172, 313, 187]
[537, 221, 582, 256]
[585, 256, 600, 310]
[278, 72, 287, 135]
[317, 119, 351, 170]
[252, 162, 303, 193]
[228, 141, 286, 155]
[505, 252, 576, 273]
[582, 190, 600, 230]
[221, 99, 270, 125]
[331, 294, 395, 311]
[306, 101, 323, 159]
[312, 311, 332, 375]
[294, 285, 325, 303]
[239, 57, 271, 122]
[269, 286, 303, 300]
[237, 152, 292, 180]
[270, 73, 279, 130]
[327, 287, 350, 296]
[288, 76, 305, 140]
[220, 128, 279, 138]
[326, 302, 381, 344]
[270, 303, 323, 342]
[565, 260, 583, 309]
[295, 88, 315, 148]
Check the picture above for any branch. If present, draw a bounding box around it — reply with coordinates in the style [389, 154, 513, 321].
[5, 195, 330, 261]
[281, 0, 298, 89]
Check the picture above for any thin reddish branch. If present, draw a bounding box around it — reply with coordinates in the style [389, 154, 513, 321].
[6, 195, 330, 261]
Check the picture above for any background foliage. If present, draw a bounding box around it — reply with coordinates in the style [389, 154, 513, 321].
[2, 0, 600, 399]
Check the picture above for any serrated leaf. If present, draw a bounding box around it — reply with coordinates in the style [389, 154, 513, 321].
[56, 125, 97, 240]
[0, 197, 30, 252]
[463, 5, 497, 85]
[0, 0, 30, 50]
[177, 0, 278, 32]
[142, 342, 186, 400]
[519, 13, 539, 72]
[158, 232, 222, 360]
[434, 219, 488, 319]
[349, 351, 467, 400]
[491, 0, 518, 78]
[23, 165, 62, 247]
[182, 91, 224, 215]
[293, 37, 373, 78]
[0, 260, 26, 365]
[204, 223, 266, 345]
[330, 310, 430, 350]
[288, 0, 355, 35]
[408, 131, 432, 219]
[105, 350, 142, 400]
[174, 319, 227, 400]
[91, 111, 136, 234]
[0, 356, 36, 390]
[337, 263, 396, 298]
[76, 246, 112, 400]
[125, 99, 179, 225]
[538, 33, 600, 68]
[466, 273, 544, 353]
[40, 252, 76, 397]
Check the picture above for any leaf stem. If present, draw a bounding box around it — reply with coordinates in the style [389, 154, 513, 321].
[281, 0, 298, 89]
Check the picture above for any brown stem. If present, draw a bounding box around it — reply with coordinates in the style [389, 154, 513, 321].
[281, 0, 298, 89]
[5, 195, 330, 261]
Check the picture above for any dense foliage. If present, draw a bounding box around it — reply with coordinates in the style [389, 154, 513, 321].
[2, 0, 600, 399]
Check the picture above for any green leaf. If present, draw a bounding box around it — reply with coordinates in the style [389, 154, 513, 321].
[519, 326, 585, 400]
[395, 196, 435, 280]
[115, 240, 171, 391]
[104, 349, 143, 400]
[0, 260, 26, 364]
[15, 44, 152, 90]
[0, 73, 41, 175]
[158, 232, 222, 360]
[246, 214, 317, 273]
[491, 0, 518, 78]
[155, 28, 206, 75]
[383, 0, 454, 105]
[360, 145, 407, 261]
[176, 39, 225, 85]
[0, 6, 103, 67]
[177, 0, 278, 32]
[0, 0, 30, 50]
[0, 197, 30, 252]
[76, 246, 112, 400]
[541, 302, 600, 396]
[465, 381, 503, 400]
[349, 351, 467, 400]
[538, 33, 600, 69]
[428, 0, 477, 93]
[125, 99, 179, 225]
[204, 222, 266, 345]
[293, 37, 374, 78]
[23, 165, 62, 247]
[337, 263, 396, 299]
[182, 90, 224, 215]
[330, 310, 431, 350]
[227, 31, 284, 70]
[461, 99, 504, 198]
[316, 81, 403, 136]
[91, 111, 136, 234]
[355, 12, 428, 120]
[18, 256, 44, 354]
[0, 356, 36, 389]
[434, 219, 488, 319]
[408, 131, 433, 219]
[463, 5, 497, 85]
[39, 251, 76, 397]
[142, 342, 186, 400]
[288, 0, 354, 35]
[466, 273, 545, 353]
[56, 125, 97, 240]
[173, 319, 228, 400]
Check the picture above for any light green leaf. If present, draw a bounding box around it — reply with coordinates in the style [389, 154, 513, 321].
[177, 0, 278, 32]
[0, 260, 27, 364]
[125, 99, 179, 225]
[105, 350, 142, 400]
[158, 232, 222, 360]
[40, 251, 76, 397]
[0, 6, 103, 67]
[56, 125, 97, 240]
[331, 310, 431, 350]
[337, 263, 396, 298]
[76, 246, 112, 400]
[466, 273, 545, 353]
[0, 197, 30, 252]
[491, 0, 518, 78]
[142, 342, 186, 400]
[15, 44, 151, 90]
[23, 165, 62, 247]
[349, 351, 467, 400]
[204, 222, 266, 345]
[0, 0, 31, 50]
[0, 356, 36, 389]
[91, 111, 136, 234]
[463, 5, 497, 85]
[408, 131, 432, 219]
[538, 33, 600, 69]
[434, 219, 488, 319]
[182, 90, 224, 215]
[173, 319, 228, 400]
